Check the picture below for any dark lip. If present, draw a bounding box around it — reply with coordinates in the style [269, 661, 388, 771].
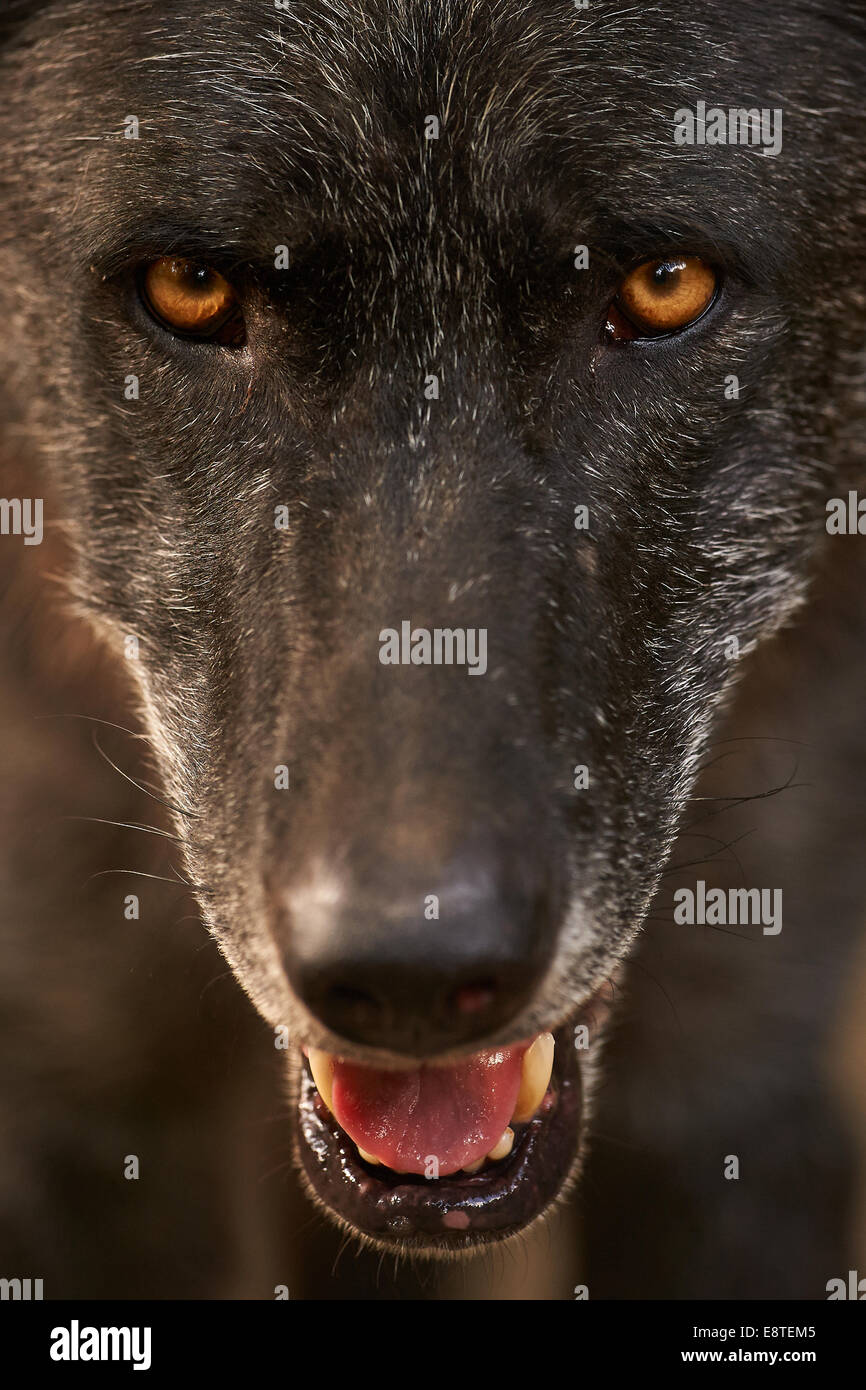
[295, 1018, 584, 1252]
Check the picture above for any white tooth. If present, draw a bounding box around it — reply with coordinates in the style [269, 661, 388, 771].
[511, 1033, 555, 1123]
[308, 1048, 335, 1113]
[462, 1156, 485, 1174]
[357, 1146, 381, 1165]
[487, 1127, 514, 1162]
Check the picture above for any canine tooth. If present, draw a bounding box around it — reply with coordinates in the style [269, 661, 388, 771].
[511, 1033, 555, 1123]
[462, 1156, 485, 1174]
[308, 1048, 335, 1112]
[357, 1146, 381, 1165]
[487, 1128, 514, 1162]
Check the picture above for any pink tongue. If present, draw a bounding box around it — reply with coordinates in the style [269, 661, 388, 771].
[330, 1046, 528, 1176]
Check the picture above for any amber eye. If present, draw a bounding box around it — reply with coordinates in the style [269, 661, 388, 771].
[608, 256, 718, 339]
[140, 258, 244, 343]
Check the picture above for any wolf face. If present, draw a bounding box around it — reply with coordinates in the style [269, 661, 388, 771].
[1, 0, 863, 1250]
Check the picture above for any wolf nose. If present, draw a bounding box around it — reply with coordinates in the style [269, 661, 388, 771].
[280, 855, 555, 1056]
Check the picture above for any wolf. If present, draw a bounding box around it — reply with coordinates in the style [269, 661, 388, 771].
[0, 0, 864, 1297]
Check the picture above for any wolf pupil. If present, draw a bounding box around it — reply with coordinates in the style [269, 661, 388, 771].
[652, 262, 681, 293]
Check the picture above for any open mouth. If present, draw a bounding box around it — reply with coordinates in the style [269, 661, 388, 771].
[296, 988, 611, 1251]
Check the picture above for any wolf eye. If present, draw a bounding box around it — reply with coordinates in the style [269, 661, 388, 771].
[607, 256, 718, 340]
[140, 258, 244, 344]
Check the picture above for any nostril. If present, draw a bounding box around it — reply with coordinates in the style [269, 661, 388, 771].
[452, 979, 498, 1015]
[280, 854, 558, 1054]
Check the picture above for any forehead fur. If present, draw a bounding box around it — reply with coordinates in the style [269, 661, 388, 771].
[2, 0, 864, 283]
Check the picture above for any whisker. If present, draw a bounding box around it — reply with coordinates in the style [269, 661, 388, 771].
[61, 813, 188, 845]
[37, 712, 200, 819]
[81, 867, 191, 888]
[685, 769, 805, 822]
[35, 711, 149, 740]
[660, 826, 754, 880]
[623, 958, 684, 1034]
[90, 727, 199, 820]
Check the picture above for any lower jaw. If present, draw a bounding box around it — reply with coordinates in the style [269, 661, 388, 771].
[295, 1018, 584, 1253]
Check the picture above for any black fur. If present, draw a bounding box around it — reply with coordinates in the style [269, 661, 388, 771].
[1, 0, 864, 1296]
